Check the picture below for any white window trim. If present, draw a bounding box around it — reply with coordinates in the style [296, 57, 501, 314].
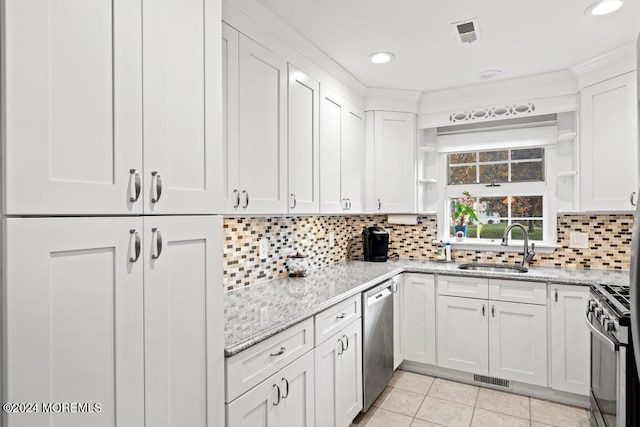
[435, 130, 559, 252]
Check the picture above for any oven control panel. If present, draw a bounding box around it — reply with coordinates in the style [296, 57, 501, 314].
[587, 297, 627, 345]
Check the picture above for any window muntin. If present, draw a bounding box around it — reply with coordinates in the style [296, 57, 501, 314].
[448, 148, 545, 185]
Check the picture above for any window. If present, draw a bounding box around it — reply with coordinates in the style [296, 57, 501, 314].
[436, 128, 557, 248]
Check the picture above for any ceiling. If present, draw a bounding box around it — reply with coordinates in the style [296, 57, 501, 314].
[259, 0, 640, 92]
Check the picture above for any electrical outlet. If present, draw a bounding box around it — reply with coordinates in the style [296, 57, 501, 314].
[259, 238, 269, 260]
[329, 232, 335, 247]
[569, 231, 589, 249]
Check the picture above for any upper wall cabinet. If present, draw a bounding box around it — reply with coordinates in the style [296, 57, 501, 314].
[288, 65, 320, 214]
[3, 0, 223, 215]
[222, 24, 288, 214]
[580, 71, 638, 212]
[373, 111, 416, 213]
[319, 87, 365, 214]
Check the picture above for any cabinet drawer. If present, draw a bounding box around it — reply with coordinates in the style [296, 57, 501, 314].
[315, 294, 361, 345]
[489, 279, 546, 305]
[438, 275, 489, 299]
[225, 317, 314, 403]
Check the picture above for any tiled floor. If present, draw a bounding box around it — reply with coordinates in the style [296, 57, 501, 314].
[351, 370, 590, 427]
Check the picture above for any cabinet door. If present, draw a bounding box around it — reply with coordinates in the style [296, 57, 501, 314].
[393, 275, 404, 369]
[342, 105, 365, 213]
[550, 285, 590, 395]
[489, 301, 547, 386]
[403, 274, 436, 365]
[144, 216, 224, 427]
[339, 320, 363, 427]
[437, 295, 489, 375]
[4, 0, 143, 215]
[373, 111, 416, 213]
[320, 87, 346, 213]
[143, 0, 223, 214]
[5, 217, 144, 427]
[238, 35, 288, 213]
[315, 334, 342, 427]
[277, 351, 315, 427]
[580, 71, 638, 211]
[226, 370, 280, 427]
[288, 65, 320, 213]
[222, 23, 242, 212]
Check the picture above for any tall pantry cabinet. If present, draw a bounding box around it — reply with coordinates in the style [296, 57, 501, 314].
[2, 1, 224, 426]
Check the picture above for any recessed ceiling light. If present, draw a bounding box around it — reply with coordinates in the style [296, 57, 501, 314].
[475, 69, 502, 80]
[369, 52, 395, 64]
[585, 0, 623, 16]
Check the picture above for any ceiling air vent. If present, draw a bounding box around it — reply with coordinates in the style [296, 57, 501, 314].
[452, 18, 481, 44]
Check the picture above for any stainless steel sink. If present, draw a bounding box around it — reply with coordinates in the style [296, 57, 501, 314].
[457, 263, 528, 274]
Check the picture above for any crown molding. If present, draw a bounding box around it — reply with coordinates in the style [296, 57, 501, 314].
[569, 42, 635, 76]
[364, 87, 422, 113]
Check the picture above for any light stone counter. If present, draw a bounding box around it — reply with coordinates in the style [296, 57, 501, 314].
[224, 259, 629, 356]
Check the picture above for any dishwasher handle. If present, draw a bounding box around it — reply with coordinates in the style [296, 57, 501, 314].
[366, 287, 392, 307]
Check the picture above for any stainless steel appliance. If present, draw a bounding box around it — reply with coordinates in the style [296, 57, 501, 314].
[587, 284, 640, 426]
[631, 31, 640, 409]
[362, 280, 394, 411]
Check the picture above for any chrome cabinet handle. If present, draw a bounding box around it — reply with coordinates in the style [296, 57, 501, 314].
[491, 305, 495, 317]
[290, 193, 297, 209]
[337, 338, 344, 355]
[377, 199, 381, 210]
[129, 229, 141, 263]
[272, 384, 282, 406]
[129, 169, 141, 203]
[482, 304, 485, 317]
[347, 199, 352, 210]
[281, 378, 289, 399]
[151, 227, 163, 260]
[342, 198, 348, 210]
[631, 191, 637, 207]
[269, 347, 286, 357]
[151, 171, 162, 203]
[342, 335, 349, 351]
[242, 190, 249, 209]
[555, 289, 558, 302]
[336, 313, 347, 319]
[233, 189, 240, 208]
[391, 280, 399, 293]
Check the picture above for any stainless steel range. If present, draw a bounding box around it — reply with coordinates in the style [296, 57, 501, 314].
[587, 284, 640, 427]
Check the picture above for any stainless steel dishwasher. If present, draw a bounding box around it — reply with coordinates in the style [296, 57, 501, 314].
[362, 279, 394, 411]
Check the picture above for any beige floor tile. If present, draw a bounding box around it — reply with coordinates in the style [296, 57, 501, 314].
[411, 418, 447, 427]
[389, 370, 436, 395]
[531, 398, 590, 427]
[376, 387, 426, 417]
[372, 386, 391, 408]
[356, 407, 414, 427]
[471, 408, 529, 427]
[415, 396, 474, 427]
[475, 387, 530, 419]
[531, 423, 554, 427]
[428, 378, 479, 406]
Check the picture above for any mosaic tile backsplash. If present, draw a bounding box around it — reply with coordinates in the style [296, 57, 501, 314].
[223, 214, 633, 290]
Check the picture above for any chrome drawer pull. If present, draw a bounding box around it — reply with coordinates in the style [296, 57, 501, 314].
[336, 313, 347, 319]
[151, 228, 163, 260]
[272, 384, 281, 406]
[128, 229, 141, 263]
[342, 335, 349, 351]
[233, 189, 240, 208]
[269, 347, 286, 357]
[281, 378, 289, 399]
[129, 169, 141, 202]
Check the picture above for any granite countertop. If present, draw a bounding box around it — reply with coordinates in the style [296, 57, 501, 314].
[223, 259, 630, 356]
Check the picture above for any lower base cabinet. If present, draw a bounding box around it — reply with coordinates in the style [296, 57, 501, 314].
[403, 274, 436, 365]
[315, 319, 363, 427]
[226, 351, 315, 427]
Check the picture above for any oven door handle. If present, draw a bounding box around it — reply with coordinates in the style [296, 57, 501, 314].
[584, 309, 619, 352]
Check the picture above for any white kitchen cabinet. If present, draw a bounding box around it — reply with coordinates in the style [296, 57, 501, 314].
[288, 65, 320, 213]
[319, 87, 365, 214]
[227, 351, 315, 427]
[580, 71, 638, 211]
[142, 0, 224, 214]
[3, 0, 223, 215]
[488, 300, 547, 387]
[373, 111, 416, 213]
[550, 284, 590, 396]
[222, 31, 287, 214]
[315, 320, 363, 427]
[392, 275, 404, 369]
[437, 276, 547, 386]
[403, 273, 436, 365]
[4, 216, 224, 427]
[437, 295, 489, 375]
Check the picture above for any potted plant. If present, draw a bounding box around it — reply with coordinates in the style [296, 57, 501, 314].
[452, 191, 478, 238]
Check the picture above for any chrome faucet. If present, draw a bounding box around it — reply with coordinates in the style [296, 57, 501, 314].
[501, 223, 536, 268]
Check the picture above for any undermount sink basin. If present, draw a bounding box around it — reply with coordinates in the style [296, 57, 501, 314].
[457, 263, 528, 274]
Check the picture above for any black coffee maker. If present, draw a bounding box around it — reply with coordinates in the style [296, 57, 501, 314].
[362, 227, 389, 262]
